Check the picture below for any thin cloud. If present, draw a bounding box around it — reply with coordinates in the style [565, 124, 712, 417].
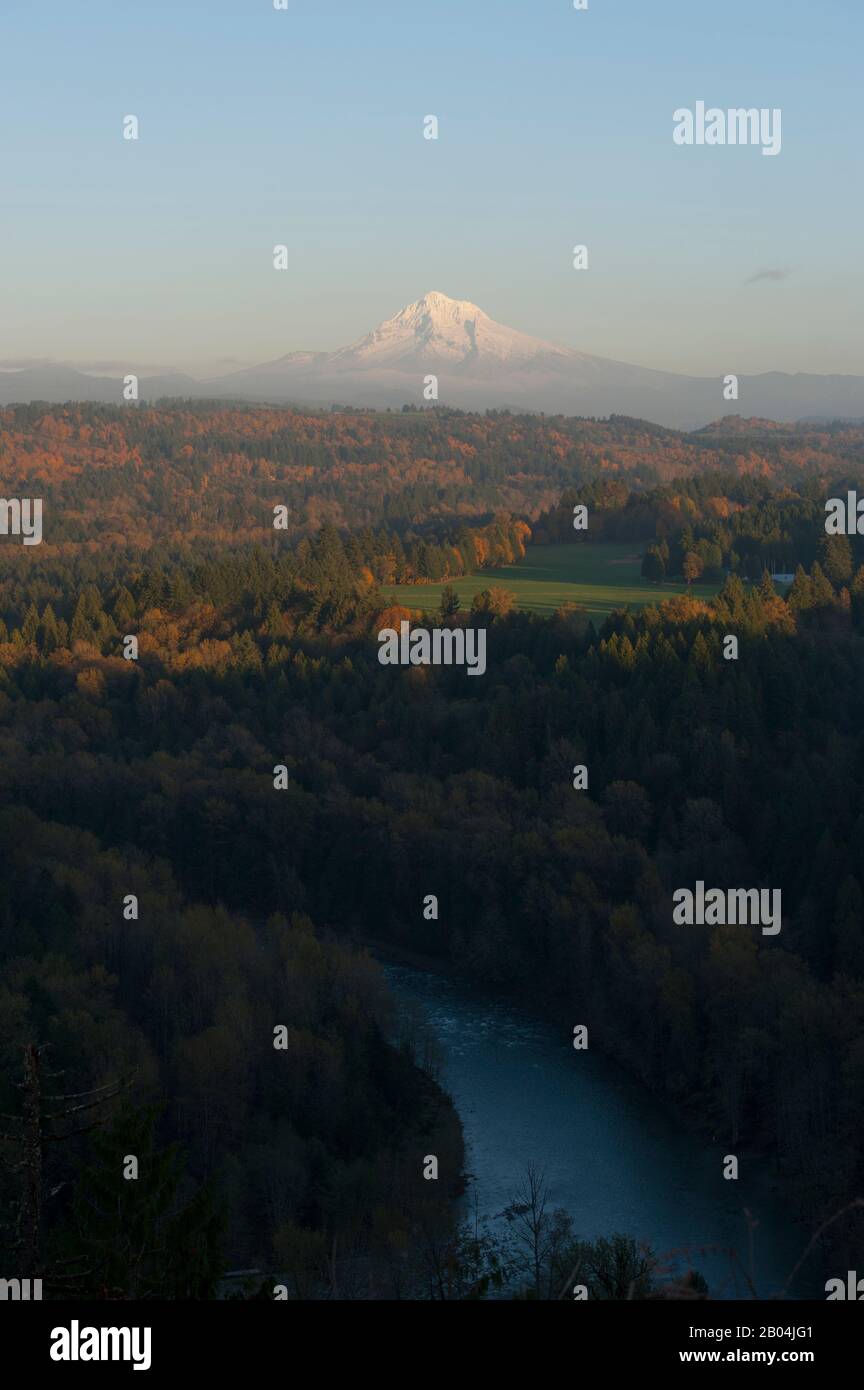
[745, 268, 792, 285]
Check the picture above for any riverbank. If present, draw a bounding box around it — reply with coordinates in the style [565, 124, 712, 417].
[380, 959, 820, 1299]
[359, 932, 789, 1188]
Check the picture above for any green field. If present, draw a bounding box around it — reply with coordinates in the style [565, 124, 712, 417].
[381, 542, 724, 618]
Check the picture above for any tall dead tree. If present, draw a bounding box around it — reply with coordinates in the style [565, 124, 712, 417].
[0, 1042, 130, 1283]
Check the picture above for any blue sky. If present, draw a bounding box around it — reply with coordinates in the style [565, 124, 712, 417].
[0, 0, 860, 376]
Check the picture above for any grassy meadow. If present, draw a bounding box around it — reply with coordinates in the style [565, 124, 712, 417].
[381, 542, 724, 618]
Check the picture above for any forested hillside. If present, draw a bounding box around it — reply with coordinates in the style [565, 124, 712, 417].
[2, 402, 863, 1296]
[3, 403, 864, 548]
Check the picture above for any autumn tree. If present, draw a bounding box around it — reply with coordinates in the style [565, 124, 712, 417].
[682, 551, 704, 588]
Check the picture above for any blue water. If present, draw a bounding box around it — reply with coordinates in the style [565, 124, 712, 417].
[384, 962, 818, 1300]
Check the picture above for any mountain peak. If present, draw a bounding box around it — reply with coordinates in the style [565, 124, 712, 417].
[396, 291, 487, 325]
[334, 291, 569, 369]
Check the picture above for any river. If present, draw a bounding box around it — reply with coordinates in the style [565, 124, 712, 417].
[384, 961, 818, 1300]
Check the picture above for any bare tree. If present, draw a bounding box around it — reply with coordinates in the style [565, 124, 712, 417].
[0, 1042, 130, 1286]
[502, 1162, 554, 1295]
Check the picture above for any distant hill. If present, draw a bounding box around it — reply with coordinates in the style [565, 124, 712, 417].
[2, 401, 864, 554]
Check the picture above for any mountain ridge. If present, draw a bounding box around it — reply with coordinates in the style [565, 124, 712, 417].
[2, 291, 862, 428]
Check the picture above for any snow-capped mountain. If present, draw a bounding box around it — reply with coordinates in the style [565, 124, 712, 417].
[211, 292, 864, 426]
[2, 292, 862, 428]
[326, 291, 581, 369]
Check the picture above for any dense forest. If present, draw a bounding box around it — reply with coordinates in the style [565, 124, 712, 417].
[537, 472, 864, 583]
[3, 402, 864, 548]
[1, 402, 863, 1297]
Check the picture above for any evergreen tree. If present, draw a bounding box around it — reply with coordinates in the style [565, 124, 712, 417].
[21, 603, 40, 645]
[439, 585, 461, 620]
[40, 604, 61, 651]
[113, 586, 137, 627]
[58, 1105, 225, 1299]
